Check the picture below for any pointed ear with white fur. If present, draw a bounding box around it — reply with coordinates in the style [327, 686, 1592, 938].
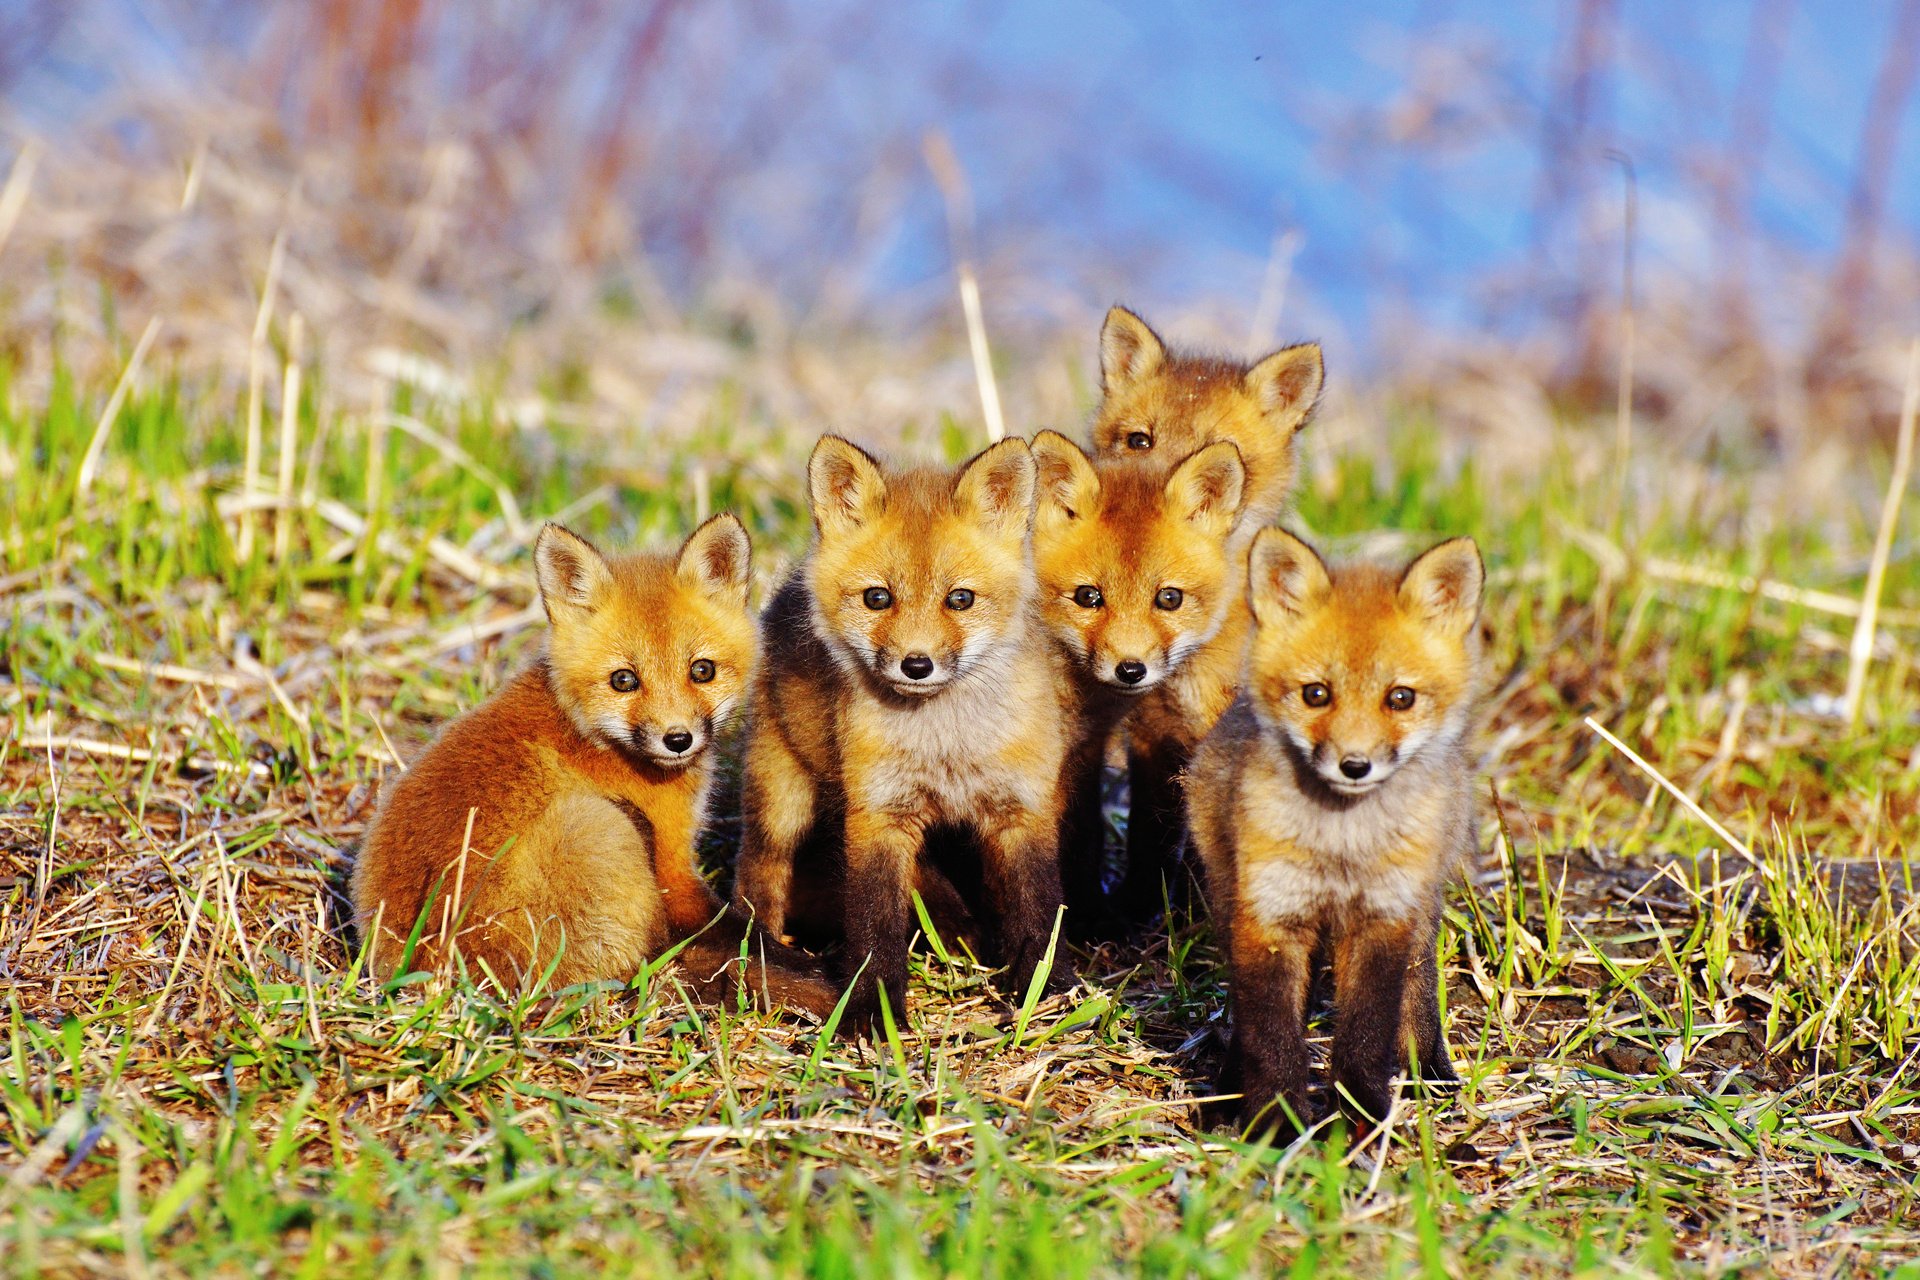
[677, 512, 752, 606]
[1164, 441, 1247, 537]
[1030, 430, 1101, 529]
[535, 523, 614, 619]
[1100, 306, 1166, 394]
[807, 436, 888, 537]
[1243, 342, 1324, 437]
[953, 437, 1036, 541]
[1247, 527, 1332, 628]
[1399, 537, 1484, 636]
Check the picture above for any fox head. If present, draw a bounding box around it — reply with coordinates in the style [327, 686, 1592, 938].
[805, 434, 1036, 698]
[1244, 529, 1484, 797]
[1030, 430, 1247, 694]
[534, 515, 757, 769]
[1090, 306, 1322, 527]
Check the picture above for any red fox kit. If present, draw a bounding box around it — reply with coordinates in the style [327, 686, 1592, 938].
[351, 517, 839, 1014]
[732, 435, 1067, 1031]
[1089, 306, 1326, 922]
[1186, 529, 1485, 1134]
[1027, 430, 1248, 927]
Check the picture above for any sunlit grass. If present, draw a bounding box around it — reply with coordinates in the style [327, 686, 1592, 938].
[4, 333, 1919, 1276]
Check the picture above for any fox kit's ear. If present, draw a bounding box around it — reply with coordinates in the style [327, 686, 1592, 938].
[1165, 440, 1247, 536]
[1247, 527, 1331, 626]
[535, 523, 614, 619]
[1399, 537, 1484, 636]
[1100, 306, 1165, 394]
[808, 436, 887, 536]
[1030, 430, 1100, 526]
[954, 437, 1036, 540]
[1244, 342, 1324, 437]
[677, 512, 752, 605]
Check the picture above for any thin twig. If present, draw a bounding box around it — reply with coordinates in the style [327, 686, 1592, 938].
[1584, 716, 1768, 878]
[1842, 337, 1920, 728]
[74, 318, 163, 501]
[924, 132, 1005, 444]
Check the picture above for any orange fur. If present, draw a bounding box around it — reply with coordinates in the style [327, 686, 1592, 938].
[350, 516, 839, 1015]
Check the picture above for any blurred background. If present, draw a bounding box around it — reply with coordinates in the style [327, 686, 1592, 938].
[1, 0, 1917, 452]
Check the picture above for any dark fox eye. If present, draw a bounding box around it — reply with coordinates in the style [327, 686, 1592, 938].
[863, 587, 893, 610]
[1126, 431, 1152, 450]
[689, 659, 716, 684]
[609, 669, 639, 693]
[1155, 587, 1184, 610]
[1072, 585, 1103, 608]
[945, 588, 975, 611]
[1385, 686, 1415, 711]
[1301, 682, 1331, 707]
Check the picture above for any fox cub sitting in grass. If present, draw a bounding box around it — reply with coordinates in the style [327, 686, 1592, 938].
[1186, 528, 1486, 1135]
[1088, 306, 1325, 924]
[732, 435, 1068, 1032]
[350, 516, 839, 1015]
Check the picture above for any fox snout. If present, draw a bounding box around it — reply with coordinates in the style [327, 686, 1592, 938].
[1305, 735, 1400, 793]
[630, 715, 711, 767]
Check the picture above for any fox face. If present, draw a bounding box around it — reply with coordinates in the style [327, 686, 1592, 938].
[1089, 306, 1322, 523]
[1244, 530, 1484, 796]
[805, 435, 1036, 698]
[1030, 430, 1247, 693]
[534, 516, 757, 768]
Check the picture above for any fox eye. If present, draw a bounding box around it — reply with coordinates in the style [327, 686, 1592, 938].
[945, 588, 975, 611]
[1301, 682, 1331, 707]
[1155, 587, 1184, 610]
[863, 587, 893, 610]
[1126, 431, 1152, 451]
[689, 659, 716, 684]
[1072, 585, 1104, 608]
[1385, 686, 1416, 711]
[609, 669, 639, 693]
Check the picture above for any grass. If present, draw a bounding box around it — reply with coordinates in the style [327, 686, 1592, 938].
[3, 325, 1920, 1278]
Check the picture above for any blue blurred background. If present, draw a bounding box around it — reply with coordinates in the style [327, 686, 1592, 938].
[2, 0, 1915, 392]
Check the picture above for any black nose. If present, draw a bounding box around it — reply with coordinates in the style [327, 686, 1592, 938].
[1115, 660, 1148, 685]
[1339, 756, 1372, 780]
[663, 730, 694, 754]
[900, 653, 935, 680]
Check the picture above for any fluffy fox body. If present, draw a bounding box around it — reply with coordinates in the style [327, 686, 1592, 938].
[733, 436, 1066, 1031]
[1027, 430, 1249, 927]
[1186, 528, 1486, 1133]
[1088, 306, 1326, 920]
[350, 517, 839, 1015]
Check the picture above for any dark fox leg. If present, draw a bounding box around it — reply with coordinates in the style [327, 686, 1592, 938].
[1056, 746, 1113, 940]
[1403, 921, 1456, 1082]
[733, 732, 817, 940]
[837, 809, 921, 1035]
[1332, 915, 1418, 1132]
[1116, 740, 1191, 924]
[1229, 914, 1316, 1138]
[978, 811, 1069, 999]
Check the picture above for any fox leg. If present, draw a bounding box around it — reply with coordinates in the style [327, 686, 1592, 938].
[1117, 738, 1192, 923]
[617, 800, 727, 938]
[1056, 744, 1111, 938]
[735, 727, 817, 939]
[1402, 919, 1456, 1082]
[977, 809, 1068, 998]
[838, 806, 922, 1034]
[1331, 914, 1418, 1131]
[1229, 913, 1316, 1137]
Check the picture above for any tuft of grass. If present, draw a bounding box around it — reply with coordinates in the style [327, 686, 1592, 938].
[4, 322, 1919, 1277]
